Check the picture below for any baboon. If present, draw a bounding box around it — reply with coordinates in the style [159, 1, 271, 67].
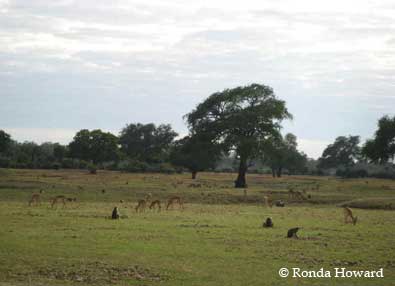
[263, 195, 273, 208]
[78, 185, 84, 190]
[166, 196, 184, 210]
[66, 197, 77, 202]
[101, 189, 106, 194]
[29, 193, 41, 206]
[149, 200, 161, 212]
[51, 195, 66, 208]
[125, 181, 128, 185]
[119, 199, 124, 203]
[263, 217, 273, 228]
[135, 200, 147, 213]
[275, 200, 285, 207]
[343, 207, 358, 225]
[112, 206, 120, 219]
[287, 227, 300, 238]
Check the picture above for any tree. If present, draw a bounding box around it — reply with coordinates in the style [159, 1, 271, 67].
[262, 133, 307, 177]
[119, 123, 178, 163]
[0, 130, 11, 153]
[318, 136, 361, 169]
[362, 115, 395, 163]
[69, 129, 119, 165]
[186, 83, 292, 188]
[53, 143, 67, 162]
[170, 133, 222, 179]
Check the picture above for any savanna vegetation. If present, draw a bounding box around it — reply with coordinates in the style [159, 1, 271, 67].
[1, 83, 394, 285]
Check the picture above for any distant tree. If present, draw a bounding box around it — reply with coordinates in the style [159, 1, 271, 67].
[119, 123, 177, 163]
[318, 136, 361, 169]
[362, 115, 395, 163]
[53, 143, 68, 162]
[170, 133, 222, 179]
[186, 83, 292, 188]
[0, 130, 11, 153]
[69, 129, 119, 165]
[262, 133, 307, 177]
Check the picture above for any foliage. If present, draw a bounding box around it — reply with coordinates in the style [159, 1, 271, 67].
[170, 133, 222, 178]
[318, 136, 361, 169]
[186, 83, 291, 187]
[119, 123, 178, 163]
[0, 130, 11, 153]
[69, 129, 119, 165]
[362, 115, 395, 164]
[262, 133, 307, 177]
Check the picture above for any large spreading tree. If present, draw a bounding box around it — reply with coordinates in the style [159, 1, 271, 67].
[186, 83, 292, 188]
[362, 115, 395, 164]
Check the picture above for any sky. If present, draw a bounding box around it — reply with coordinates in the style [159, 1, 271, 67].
[1, 0, 394, 158]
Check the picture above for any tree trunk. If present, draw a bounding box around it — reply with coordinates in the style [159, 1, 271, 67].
[235, 157, 248, 188]
[276, 167, 282, 178]
[191, 171, 197, 179]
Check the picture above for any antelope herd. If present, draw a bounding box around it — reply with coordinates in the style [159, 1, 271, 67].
[27, 178, 359, 235]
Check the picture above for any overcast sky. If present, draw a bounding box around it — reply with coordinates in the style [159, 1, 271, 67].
[1, 0, 394, 158]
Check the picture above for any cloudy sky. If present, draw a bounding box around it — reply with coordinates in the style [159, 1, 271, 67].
[1, 0, 394, 158]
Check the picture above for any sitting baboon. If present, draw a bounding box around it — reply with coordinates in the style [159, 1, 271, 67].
[343, 207, 358, 225]
[166, 196, 184, 210]
[263, 217, 273, 228]
[112, 206, 120, 219]
[149, 200, 161, 212]
[287, 227, 300, 238]
[119, 199, 124, 203]
[275, 200, 285, 207]
[263, 195, 273, 208]
[135, 200, 147, 213]
[29, 193, 41, 206]
[66, 197, 77, 202]
[51, 195, 66, 208]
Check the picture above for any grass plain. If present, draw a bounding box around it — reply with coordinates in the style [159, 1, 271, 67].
[0, 168, 395, 286]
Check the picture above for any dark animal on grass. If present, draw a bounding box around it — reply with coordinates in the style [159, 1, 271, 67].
[166, 196, 184, 210]
[287, 227, 300, 238]
[275, 200, 285, 207]
[112, 207, 120, 219]
[66, 197, 77, 202]
[149, 200, 161, 212]
[263, 217, 273, 228]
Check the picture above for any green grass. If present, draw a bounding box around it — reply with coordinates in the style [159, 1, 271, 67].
[0, 169, 395, 285]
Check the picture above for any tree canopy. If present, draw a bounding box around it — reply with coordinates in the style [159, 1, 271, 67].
[69, 129, 119, 165]
[0, 130, 11, 153]
[119, 123, 178, 163]
[318, 136, 361, 169]
[362, 115, 395, 164]
[186, 83, 292, 188]
[262, 133, 307, 177]
[170, 133, 222, 179]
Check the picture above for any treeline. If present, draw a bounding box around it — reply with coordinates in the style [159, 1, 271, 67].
[1, 83, 394, 185]
[315, 115, 395, 179]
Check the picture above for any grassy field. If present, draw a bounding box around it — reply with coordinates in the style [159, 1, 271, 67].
[0, 168, 395, 285]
